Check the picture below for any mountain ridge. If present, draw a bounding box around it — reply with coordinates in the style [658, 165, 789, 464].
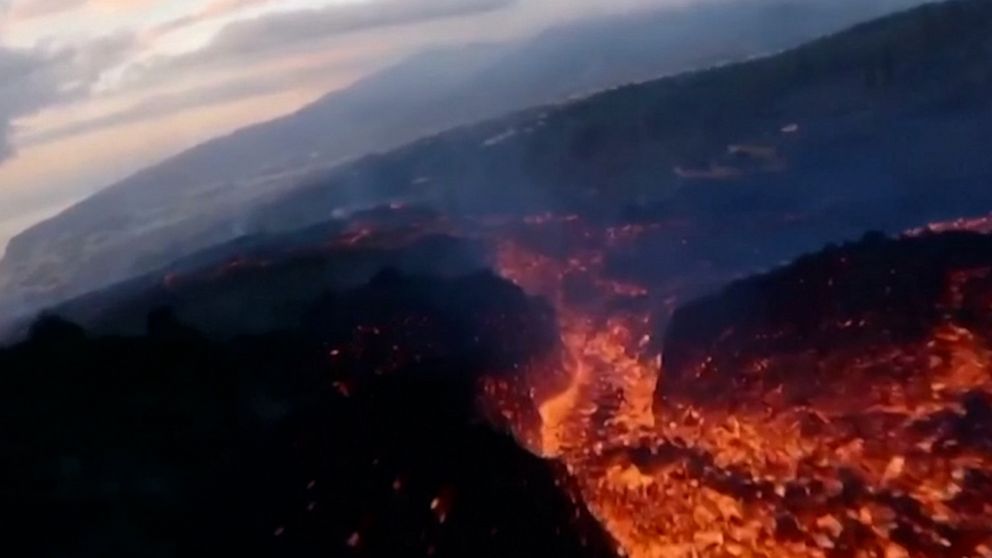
[0, 0, 946, 321]
[249, 0, 992, 228]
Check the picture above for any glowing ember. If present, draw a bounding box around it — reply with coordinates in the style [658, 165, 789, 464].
[323, 208, 992, 557]
[907, 214, 992, 237]
[489, 216, 992, 558]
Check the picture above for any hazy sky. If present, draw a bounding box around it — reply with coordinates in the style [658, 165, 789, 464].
[0, 0, 685, 252]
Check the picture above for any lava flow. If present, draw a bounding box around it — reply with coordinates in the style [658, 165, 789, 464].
[488, 218, 992, 558]
[329, 209, 992, 558]
[488, 217, 667, 557]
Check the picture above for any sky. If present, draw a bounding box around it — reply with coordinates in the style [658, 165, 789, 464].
[0, 0, 679, 253]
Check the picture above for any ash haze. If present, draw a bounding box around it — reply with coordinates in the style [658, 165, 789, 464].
[5, 1, 992, 555]
[0, 0, 928, 257]
[0, 0, 677, 252]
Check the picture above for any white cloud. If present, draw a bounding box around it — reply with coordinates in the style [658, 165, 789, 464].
[0, 31, 136, 164]
[204, 0, 516, 57]
[7, 0, 87, 20]
[8, 0, 517, 147]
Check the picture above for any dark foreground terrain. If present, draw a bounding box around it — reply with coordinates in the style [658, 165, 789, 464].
[4, 222, 992, 556]
[649, 231, 992, 555]
[2, 1, 992, 556]
[0, 271, 613, 558]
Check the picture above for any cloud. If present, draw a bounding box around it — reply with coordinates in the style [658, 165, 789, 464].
[20, 50, 375, 146]
[113, 0, 516, 109]
[1, 0, 513, 164]
[0, 46, 58, 164]
[0, 122, 12, 161]
[149, 0, 275, 38]
[0, 32, 136, 165]
[187, 0, 515, 62]
[227, 0, 510, 51]
[7, 0, 87, 20]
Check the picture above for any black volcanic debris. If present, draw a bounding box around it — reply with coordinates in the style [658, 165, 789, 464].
[304, 269, 558, 377]
[6, 219, 992, 558]
[56, 230, 488, 339]
[7, 2, 992, 555]
[650, 231, 992, 555]
[662, 231, 992, 402]
[0, 271, 613, 558]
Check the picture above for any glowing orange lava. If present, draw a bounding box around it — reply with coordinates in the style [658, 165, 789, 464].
[489, 215, 992, 558]
[324, 210, 992, 558]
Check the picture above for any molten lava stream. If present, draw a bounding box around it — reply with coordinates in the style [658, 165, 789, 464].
[492, 236, 670, 557]
[322, 212, 992, 556]
[489, 227, 992, 558]
[492, 237, 659, 450]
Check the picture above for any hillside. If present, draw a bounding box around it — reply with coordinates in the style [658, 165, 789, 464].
[10, 200, 992, 557]
[648, 231, 992, 556]
[252, 0, 992, 228]
[9, 2, 992, 556]
[0, 275, 614, 558]
[0, 0, 927, 321]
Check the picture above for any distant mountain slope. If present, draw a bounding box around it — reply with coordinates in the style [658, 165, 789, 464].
[0, 0, 927, 318]
[250, 0, 992, 238]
